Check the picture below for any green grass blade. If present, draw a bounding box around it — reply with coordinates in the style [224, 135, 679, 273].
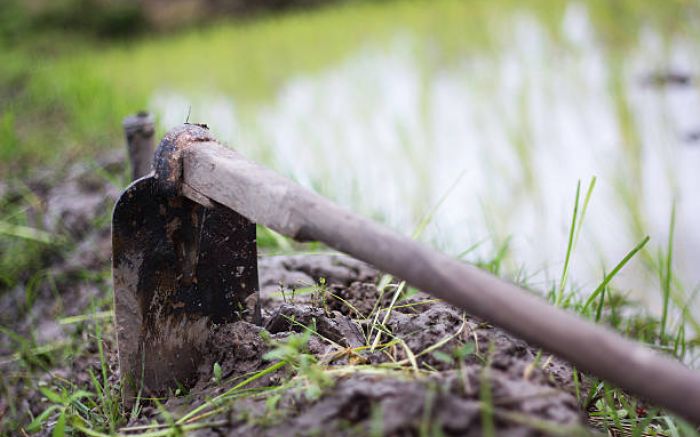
[52, 409, 66, 437]
[594, 280, 605, 322]
[0, 221, 60, 244]
[573, 176, 597, 249]
[582, 236, 650, 312]
[556, 180, 581, 306]
[660, 202, 675, 340]
[557, 177, 596, 307]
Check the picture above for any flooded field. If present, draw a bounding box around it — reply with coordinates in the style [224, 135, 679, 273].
[148, 2, 700, 315]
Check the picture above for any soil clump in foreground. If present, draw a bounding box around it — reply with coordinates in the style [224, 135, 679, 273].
[171, 254, 586, 436]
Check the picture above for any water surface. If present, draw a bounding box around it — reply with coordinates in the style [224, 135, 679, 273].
[151, 2, 700, 316]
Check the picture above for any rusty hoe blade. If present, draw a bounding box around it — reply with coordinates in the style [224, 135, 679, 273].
[113, 124, 260, 403]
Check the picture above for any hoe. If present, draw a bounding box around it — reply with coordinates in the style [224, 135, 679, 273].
[113, 115, 700, 423]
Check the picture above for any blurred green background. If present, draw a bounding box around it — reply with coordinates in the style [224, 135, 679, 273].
[2, 0, 700, 324]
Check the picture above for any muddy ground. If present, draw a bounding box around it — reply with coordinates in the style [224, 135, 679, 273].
[0, 155, 598, 436]
[173, 254, 588, 436]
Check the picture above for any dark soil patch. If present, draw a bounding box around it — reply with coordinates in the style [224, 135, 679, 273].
[119, 255, 589, 436]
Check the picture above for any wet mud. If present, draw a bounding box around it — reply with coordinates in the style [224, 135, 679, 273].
[154, 255, 588, 436]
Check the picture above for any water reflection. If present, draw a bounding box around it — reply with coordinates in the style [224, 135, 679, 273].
[152, 4, 700, 312]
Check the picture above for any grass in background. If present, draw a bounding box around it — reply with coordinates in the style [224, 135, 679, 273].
[1, 0, 698, 176]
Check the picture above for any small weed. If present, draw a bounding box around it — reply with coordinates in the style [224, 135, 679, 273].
[555, 177, 596, 307]
[213, 362, 223, 385]
[27, 386, 94, 436]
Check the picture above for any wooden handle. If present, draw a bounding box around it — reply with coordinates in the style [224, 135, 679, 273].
[182, 140, 700, 424]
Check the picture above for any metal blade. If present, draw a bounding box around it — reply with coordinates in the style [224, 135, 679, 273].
[112, 175, 259, 403]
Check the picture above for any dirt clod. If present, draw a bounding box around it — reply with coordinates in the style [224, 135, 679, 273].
[266, 304, 365, 348]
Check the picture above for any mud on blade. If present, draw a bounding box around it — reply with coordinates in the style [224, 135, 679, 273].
[112, 175, 259, 403]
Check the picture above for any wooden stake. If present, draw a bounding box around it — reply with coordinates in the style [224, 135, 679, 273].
[123, 112, 155, 180]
